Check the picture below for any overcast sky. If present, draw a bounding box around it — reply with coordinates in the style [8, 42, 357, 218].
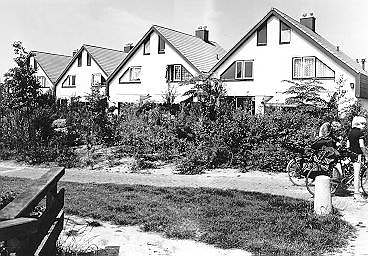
[1, 0, 368, 79]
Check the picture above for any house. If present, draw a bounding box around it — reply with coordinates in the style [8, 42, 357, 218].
[107, 25, 227, 106]
[28, 51, 71, 95]
[55, 44, 128, 100]
[210, 8, 368, 114]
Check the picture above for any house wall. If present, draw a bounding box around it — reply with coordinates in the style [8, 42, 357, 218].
[30, 56, 54, 94]
[108, 31, 198, 104]
[211, 15, 357, 113]
[56, 49, 107, 100]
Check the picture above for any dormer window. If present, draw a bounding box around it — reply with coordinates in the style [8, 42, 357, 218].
[77, 54, 82, 67]
[257, 23, 267, 46]
[158, 36, 165, 54]
[144, 38, 150, 55]
[280, 21, 291, 44]
[87, 53, 91, 66]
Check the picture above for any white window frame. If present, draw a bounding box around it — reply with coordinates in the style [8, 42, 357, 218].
[92, 73, 102, 86]
[37, 76, 46, 87]
[62, 75, 76, 87]
[280, 21, 291, 44]
[235, 60, 254, 80]
[129, 66, 142, 82]
[173, 65, 182, 82]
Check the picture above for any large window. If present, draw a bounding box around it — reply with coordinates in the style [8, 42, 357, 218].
[37, 76, 46, 87]
[257, 23, 267, 46]
[235, 60, 254, 80]
[144, 38, 150, 55]
[87, 53, 91, 66]
[62, 75, 76, 87]
[292, 57, 335, 79]
[280, 21, 291, 44]
[158, 36, 165, 54]
[129, 66, 142, 81]
[166, 64, 193, 82]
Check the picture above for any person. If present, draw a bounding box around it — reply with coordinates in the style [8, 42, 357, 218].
[347, 116, 368, 201]
[311, 121, 343, 177]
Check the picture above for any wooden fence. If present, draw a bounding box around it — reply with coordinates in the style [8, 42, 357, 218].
[0, 167, 65, 255]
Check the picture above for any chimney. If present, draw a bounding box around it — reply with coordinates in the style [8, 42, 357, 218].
[300, 13, 316, 32]
[124, 43, 134, 53]
[362, 58, 366, 70]
[195, 26, 209, 43]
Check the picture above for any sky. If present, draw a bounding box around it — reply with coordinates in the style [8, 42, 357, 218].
[1, 0, 368, 80]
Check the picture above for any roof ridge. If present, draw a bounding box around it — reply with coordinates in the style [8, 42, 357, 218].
[31, 50, 71, 58]
[83, 44, 124, 53]
[153, 24, 219, 46]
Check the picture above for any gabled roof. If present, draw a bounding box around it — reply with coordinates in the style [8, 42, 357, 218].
[210, 8, 368, 76]
[107, 25, 227, 82]
[31, 51, 71, 85]
[56, 44, 127, 84]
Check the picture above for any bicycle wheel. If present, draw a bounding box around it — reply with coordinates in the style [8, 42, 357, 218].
[287, 157, 305, 186]
[360, 164, 368, 195]
[305, 164, 338, 196]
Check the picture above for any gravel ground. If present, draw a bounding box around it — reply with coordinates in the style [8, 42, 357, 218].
[0, 160, 367, 255]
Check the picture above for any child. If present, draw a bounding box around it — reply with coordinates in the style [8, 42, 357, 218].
[347, 116, 368, 201]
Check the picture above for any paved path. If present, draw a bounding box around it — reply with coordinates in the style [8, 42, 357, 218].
[1, 160, 368, 255]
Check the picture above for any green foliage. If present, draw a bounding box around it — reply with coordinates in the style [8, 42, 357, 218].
[283, 79, 327, 107]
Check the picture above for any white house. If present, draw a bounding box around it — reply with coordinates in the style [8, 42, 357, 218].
[55, 44, 128, 100]
[210, 8, 368, 114]
[107, 25, 227, 105]
[28, 51, 71, 95]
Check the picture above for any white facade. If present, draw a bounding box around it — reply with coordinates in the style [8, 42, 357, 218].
[56, 49, 107, 100]
[109, 31, 198, 104]
[29, 56, 54, 94]
[211, 15, 357, 113]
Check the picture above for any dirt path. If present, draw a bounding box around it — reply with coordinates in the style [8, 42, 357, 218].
[1, 160, 368, 255]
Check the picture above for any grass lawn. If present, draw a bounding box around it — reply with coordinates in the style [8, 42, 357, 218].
[0, 176, 355, 256]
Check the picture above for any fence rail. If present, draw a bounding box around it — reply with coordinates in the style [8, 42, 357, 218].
[0, 167, 65, 256]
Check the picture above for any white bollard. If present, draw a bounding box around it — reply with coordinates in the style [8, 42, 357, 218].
[314, 175, 332, 215]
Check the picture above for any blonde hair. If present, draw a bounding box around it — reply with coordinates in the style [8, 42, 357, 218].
[318, 122, 331, 138]
[352, 116, 367, 128]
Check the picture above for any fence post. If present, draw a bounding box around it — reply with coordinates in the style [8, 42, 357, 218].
[314, 175, 332, 215]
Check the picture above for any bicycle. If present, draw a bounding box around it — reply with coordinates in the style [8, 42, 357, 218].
[285, 143, 320, 186]
[305, 149, 368, 196]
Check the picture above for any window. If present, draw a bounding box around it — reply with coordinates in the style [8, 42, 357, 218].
[77, 55, 82, 67]
[158, 36, 165, 54]
[87, 53, 91, 66]
[235, 60, 254, 80]
[92, 73, 106, 86]
[144, 39, 150, 55]
[129, 66, 141, 81]
[37, 76, 46, 87]
[33, 58, 38, 71]
[257, 23, 267, 46]
[292, 56, 335, 79]
[280, 21, 291, 44]
[166, 64, 193, 82]
[62, 75, 76, 87]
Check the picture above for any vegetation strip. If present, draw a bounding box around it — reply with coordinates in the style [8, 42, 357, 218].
[0, 176, 355, 256]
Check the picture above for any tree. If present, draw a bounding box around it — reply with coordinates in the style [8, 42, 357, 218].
[182, 74, 227, 120]
[282, 79, 327, 107]
[2, 41, 41, 111]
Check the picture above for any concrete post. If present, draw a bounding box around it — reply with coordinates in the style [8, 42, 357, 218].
[314, 175, 332, 215]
